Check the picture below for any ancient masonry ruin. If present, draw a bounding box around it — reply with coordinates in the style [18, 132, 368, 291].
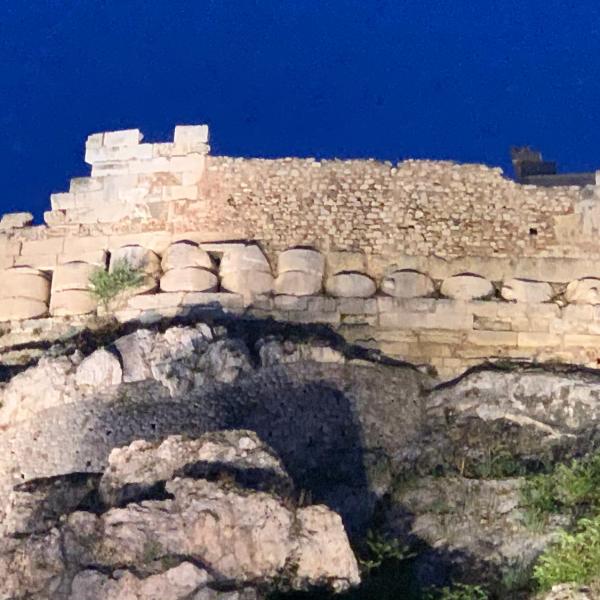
[3, 124, 600, 379]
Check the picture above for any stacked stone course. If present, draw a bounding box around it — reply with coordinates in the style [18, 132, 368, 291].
[4, 124, 600, 378]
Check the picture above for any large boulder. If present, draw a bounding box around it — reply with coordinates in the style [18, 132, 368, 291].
[381, 269, 435, 298]
[501, 278, 553, 303]
[161, 242, 215, 272]
[160, 267, 218, 293]
[440, 273, 494, 300]
[565, 277, 600, 305]
[325, 272, 376, 298]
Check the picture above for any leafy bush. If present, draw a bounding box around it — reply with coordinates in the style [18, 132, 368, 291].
[533, 516, 600, 590]
[521, 451, 600, 525]
[358, 530, 415, 573]
[88, 259, 145, 308]
[425, 582, 488, 600]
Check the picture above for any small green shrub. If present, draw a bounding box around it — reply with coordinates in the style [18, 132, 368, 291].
[358, 530, 415, 573]
[533, 516, 600, 590]
[88, 259, 145, 308]
[521, 451, 600, 525]
[425, 582, 488, 600]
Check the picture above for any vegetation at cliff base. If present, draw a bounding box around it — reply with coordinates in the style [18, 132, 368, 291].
[88, 259, 145, 308]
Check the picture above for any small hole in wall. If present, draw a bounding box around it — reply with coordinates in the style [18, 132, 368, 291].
[529, 228, 538, 236]
[596, 358, 600, 365]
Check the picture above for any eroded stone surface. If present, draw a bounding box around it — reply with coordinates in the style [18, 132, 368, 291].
[440, 273, 494, 300]
[380, 269, 435, 298]
[325, 272, 376, 298]
[501, 278, 553, 303]
[160, 267, 218, 292]
[565, 277, 600, 304]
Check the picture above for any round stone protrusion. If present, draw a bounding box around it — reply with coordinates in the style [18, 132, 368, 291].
[161, 242, 215, 272]
[49, 290, 98, 316]
[381, 269, 435, 298]
[278, 248, 324, 276]
[565, 278, 600, 305]
[440, 273, 494, 301]
[0, 267, 50, 302]
[274, 271, 323, 296]
[110, 245, 161, 277]
[160, 268, 218, 293]
[325, 272, 376, 298]
[0, 298, 48, 321]
[501, 278, 553, 303]
[51, 262, 98, 293]
[220, 245, 271, 275]
[221, 270, 274, 295]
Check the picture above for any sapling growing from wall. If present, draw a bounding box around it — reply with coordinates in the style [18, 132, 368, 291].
[88, 259, 145, 309]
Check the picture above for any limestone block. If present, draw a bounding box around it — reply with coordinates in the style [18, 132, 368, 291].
[160, 267, 218, 293]
[59, 250, 108, 267]
[51, 262, 98, 293]
[221, 270, 274, 295]
[0, 268, 50, 302]
[102, 129, 143, 147]
[326, 252, 367, 275]
[501, 278, 553, 303]
[278, 248, 324, 276]
[440, 274, 494, 301]
[174, 124, 209, 145]
[69, 177, 103, 193]
[43, 210, 67, 227]
[50, 193, 76, 210]
[325, 272, 376, 298]
[110, 245, 161, 277]
[381, 270, 435, 298]
[566, 278, 600, 305]
[75, 348, 122, 388]
[0, 298, 48, 321]
[161, 242, 215, 272]
[220, 245, 271, 275]
[0, 212, 33, 230]
[20, 237, 64, 256]
[275, 271, 323, 296]
[49, 290, 97, 316]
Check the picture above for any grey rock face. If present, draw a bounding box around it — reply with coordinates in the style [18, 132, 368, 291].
[0, 431, 360, 600]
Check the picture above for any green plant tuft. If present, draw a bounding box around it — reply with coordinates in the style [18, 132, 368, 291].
[88, 259, 145, 308]
[533, 516, 600, 590]
[358, 530, 416, 574]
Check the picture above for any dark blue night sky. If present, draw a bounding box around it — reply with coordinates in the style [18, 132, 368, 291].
[3, 0, 600, 218]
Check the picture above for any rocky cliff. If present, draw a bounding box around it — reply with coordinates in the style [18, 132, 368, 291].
[3, 314, 600, 598]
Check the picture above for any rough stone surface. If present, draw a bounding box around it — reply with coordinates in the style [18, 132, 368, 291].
[565, 277, 600, 304]
[278, 248, 325, 276]
[49, 289, 97, 316]
[325, 272, 376, 298]
[75, 348, 122, 388]
[221, 270, 274, 295]
[220, 245, 271, 275]
[501, 278, 553, 303]
[161, 242, 215, 272]
[110, 245, 161, 277]
[0, 431, 360, 599]
[160, 267, 218, 293]
[275, 271, 323, 296]
[0, 298, 48, 321]
[440, 273, 495, 300]
[0, 212, 33, 230]
[51, 262, 98, 293]
[0, 268, 50, 302]
[380, 269, 435, 298]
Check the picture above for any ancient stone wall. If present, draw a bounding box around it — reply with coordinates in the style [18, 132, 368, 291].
[3, 125, 600, 379]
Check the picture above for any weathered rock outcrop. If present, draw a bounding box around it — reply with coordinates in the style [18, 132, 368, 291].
[0, 431, 360, 600]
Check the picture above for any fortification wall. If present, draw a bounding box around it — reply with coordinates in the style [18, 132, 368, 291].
[3, 124, 600, 379]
